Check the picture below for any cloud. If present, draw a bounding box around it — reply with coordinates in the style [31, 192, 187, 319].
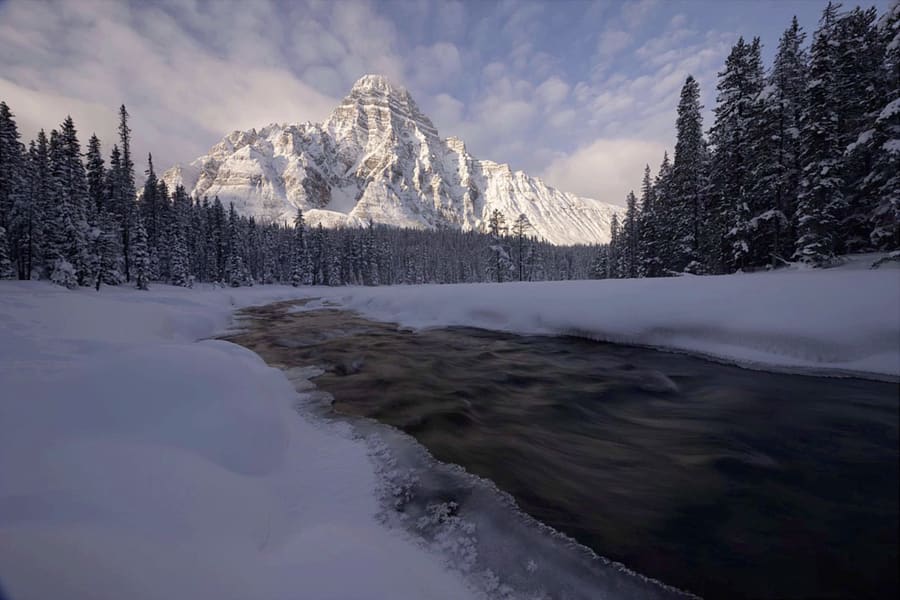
[535, 77, 569, 107]
[410, 42, 462, 89]
[596, 30, 633, 59]
[0, 0, 400, 175]
[540, 138, 666, 205]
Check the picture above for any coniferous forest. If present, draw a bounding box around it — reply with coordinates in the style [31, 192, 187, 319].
[0, 2, 897, 291]
[600, 2, 899, 279]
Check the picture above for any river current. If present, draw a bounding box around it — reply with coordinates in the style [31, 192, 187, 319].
[224, 300, 899, 600]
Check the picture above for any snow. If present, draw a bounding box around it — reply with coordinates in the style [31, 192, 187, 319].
[310, 256, 900, 379]
[2, 258, 897, 598]
[161, 74, 621, 245]
[0, 282, 477, 600]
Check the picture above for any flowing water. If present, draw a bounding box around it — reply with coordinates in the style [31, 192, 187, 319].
[225, 300, 899, 600]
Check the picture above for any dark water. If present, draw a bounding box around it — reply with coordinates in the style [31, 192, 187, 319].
[226, 301, 899, 600]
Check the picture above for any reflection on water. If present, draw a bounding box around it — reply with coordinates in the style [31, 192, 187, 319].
[226, 301, 899, 600]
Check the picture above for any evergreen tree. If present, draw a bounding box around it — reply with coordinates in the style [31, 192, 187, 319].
[290, 208, 311, 286]
[620, 191, 640, 278]
[85, 134, 106, 217]
[0, 225, 12, 278]
[795, 2, 845, 265]
[837, 6, 887, 251]
[169, 185, 191, 287]
[24, 132, 52, 279]
[749, 16, 807, 266]
[487, 209, 512, 282]
[114, 105, 136, 281]
[867, 1, 900, 250]
[511, 213, 532, 281]
[132, 216, 151, 290]
[0, 101, 26, 280]
[141, 154, 162, 251]
[637, 164, 662, 277]
[0, 101, 24, 233]
[364, 220, 380, 286]
[224, 202, 249, 287]
[710, 37, 765, 270]
[671, 76, 708, 273]
[607, 213, 621, 278]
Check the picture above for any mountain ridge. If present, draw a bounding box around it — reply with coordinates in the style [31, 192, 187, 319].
[162, 74, 620, 245]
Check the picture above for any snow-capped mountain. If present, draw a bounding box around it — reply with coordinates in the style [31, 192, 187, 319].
[162, 74, 620, 245]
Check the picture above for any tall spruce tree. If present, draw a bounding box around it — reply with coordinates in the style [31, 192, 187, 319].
[115, 105, 136, 281]
[795, 2, 845, 266]
[290, 208, 311, 286]
[671, 76, 708, 273]
[132, 216, 150, 290]
[620, 191, 640, 278]
[0, 101, 26, 278]
[710, 37, 765, 270]
[867, 0, 900, 250]
[837, 6, 886, 251]
[750, 17, 807, 266]
[637, 164, 662, 277]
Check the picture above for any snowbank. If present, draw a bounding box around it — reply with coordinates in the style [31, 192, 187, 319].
[0, 281, 475, 600]
[314, 259, 900, 379]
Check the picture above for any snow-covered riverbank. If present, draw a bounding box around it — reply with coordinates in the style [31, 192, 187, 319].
[314, 256, 900, 380]
[0, 281, 478, 600]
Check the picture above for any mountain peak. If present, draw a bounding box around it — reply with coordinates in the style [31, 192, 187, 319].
[162, 75, 622, 245]
[350, 74, 402, 95]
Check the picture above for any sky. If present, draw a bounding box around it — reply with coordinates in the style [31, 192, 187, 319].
[0, 0, 893, 206]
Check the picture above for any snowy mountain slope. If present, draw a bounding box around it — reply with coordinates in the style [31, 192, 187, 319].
[162, 74, 620, 245]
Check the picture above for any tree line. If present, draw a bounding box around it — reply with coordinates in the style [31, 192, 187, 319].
[597, 2, 898, 279]
[0, 104, 596, 288]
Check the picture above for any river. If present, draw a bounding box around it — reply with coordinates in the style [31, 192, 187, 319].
[224, 300, 899, 600]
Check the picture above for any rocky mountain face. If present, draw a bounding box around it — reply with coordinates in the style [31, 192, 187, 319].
[162, 74, 620, 245]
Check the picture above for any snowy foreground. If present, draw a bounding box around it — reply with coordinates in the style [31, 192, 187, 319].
[0, 282, 479, 600]
[1, 258, 897, 600]
[312, 255, 900, 380]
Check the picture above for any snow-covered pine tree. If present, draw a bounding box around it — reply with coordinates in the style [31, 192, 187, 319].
[671, 76, 709, 273]
[224, 202, 250, 287]
[327, 233, 342, 286]
[607, 213, 621, 278]
[710, 37, 765, 271]
[620, 191, 640, 278]
[749, 16, 807, 267]
[0, 101, 26, 277]
[140, 154, 163, 252]
[96, 210, 123, 286]
[589, 244, 607, 279]
[837, 6, 887, 252]
[26, 131, 52, 279]
[510, 213, 532, 281]
[364, 220, 380, 285]
[651, 152, 675, 273]
[0, 225, 13, 278]
[42, 118, 92, 287]
[131, 216, 150, 290]
[260, 226, 277, 284]
[85, 134, 106, 217]
[289, 208, 310, 286]
[637, 164, 662, 277]
[11, 139, 37, 280]
[487, 209, 512, 282]
[114, 105, 136, 281]
[169, 185, 191, 287]
[795, 2, 846, 266]
[867, 0, 900, 251]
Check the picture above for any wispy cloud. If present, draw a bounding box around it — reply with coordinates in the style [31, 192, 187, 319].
[1, 0, 866, 204]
